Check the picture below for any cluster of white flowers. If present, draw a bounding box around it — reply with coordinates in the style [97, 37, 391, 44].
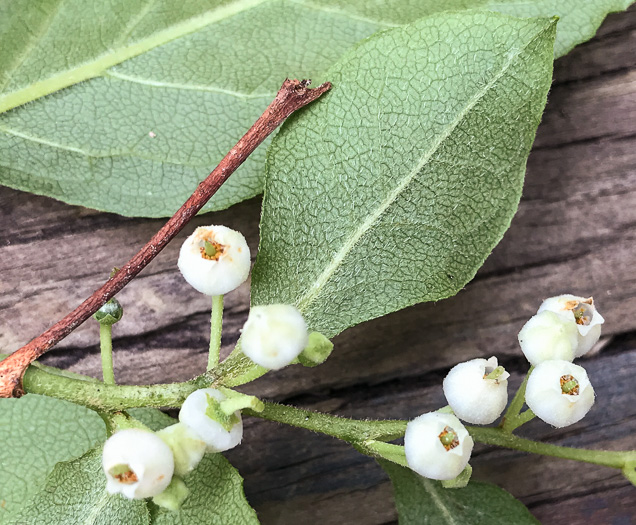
[177, 225, 310, 371]
[404, 294, 603, 482]
[109, 226, 607, 492]
[103, 225, 315, 503]
[405, 356, 507, 480]
[102, 387, 244, 501]
[519, 294, 603, 428]
[519, 295, 604, 364]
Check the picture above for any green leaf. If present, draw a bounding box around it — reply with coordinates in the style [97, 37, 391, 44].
[0, 394, 106, 523]
[252, 12, 556, 338]
[0, 0, 630, 217]
[380, 460, 539, 524]
[128, 407, 177, 431]
[9, 447, 150, 525]
[150, 454, 259, 525]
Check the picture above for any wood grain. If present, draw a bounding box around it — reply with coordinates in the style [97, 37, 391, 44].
[1, 6, 635, 523]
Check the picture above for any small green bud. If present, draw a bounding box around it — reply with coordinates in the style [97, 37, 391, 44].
[152, 477, 189, 511]
[441, 464, 472, 489]
[297, 332, 334, 367]
[93, 298, 123, 325]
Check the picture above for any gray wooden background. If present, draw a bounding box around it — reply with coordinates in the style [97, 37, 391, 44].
[1, 6, 635, 524]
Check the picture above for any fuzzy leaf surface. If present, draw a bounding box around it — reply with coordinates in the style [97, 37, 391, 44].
[381, 460, 539, 524]
[150, 454, 259, 525]
[0, 394, 106, 523]
[8, 447, 150, 525]
[0, 0, 630, 216]
[252, 12, 556, 337]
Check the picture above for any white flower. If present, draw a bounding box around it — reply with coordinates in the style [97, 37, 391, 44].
[102, 429, 174, 499]
[179, 388, 243, 453]
[518, 311, 579, 365]
[404, 412, 473, 480]
[178, 225, 250, 296]
[538, 294, 604, 357]
[443, 356, 509, 424]
[525, 360, 595, 428]
[241, 304, 308, 370]
[157, 423, 207, 477]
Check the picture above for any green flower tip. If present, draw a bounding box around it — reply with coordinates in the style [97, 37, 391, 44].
[152, 477, 190, 511]
[93, 298, 123, 325]
[441, 464, 472, 489]
[205, 393, 239, 432]
[297, 332, 334, 367]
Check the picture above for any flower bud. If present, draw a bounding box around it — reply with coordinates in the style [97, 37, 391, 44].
[179, 388, 243, 453]
[102, 428, 174, 499]
[443, 356, 509, 424]
[241, 304, 309, 370]
[178, 225, 250, 296]
[404, 412, 474, 481]
[518, 311, 578, 365]
[157, 423, 206, 477]
[93, 298, 123, 325]
[538, 295, 604, 357]
[525, 360, 595, 428]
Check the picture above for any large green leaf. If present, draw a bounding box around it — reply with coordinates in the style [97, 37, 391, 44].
[0, 394, 106, 523]
[0, 0, 630, 217]
[252, 12, 556, 338]
[8, 448, 150, 525]
[381, 460, 539, 524]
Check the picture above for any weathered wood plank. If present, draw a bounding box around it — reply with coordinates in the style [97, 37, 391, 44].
[0, 6, 634, 524]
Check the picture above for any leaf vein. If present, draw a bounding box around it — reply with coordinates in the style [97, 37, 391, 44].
[104, 70, 274, 99]
[0, 0, 65, 93]
[295, 26, 547, 314]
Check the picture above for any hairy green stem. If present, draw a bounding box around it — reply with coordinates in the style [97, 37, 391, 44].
[244, 402, 407, 443]
[16, 361, 636, 473]
[363, 440, 409, 467]
[100, 324, 115, 385]
[469, 427, 636, 469]
[208, 295, 224, 371]
[501, 366, 533, 433]
[246, 402, 636, 471]
[22, 364, 207, 411]
[213, 351, 267, 387]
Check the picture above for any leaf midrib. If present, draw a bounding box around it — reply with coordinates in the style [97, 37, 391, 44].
[0, 0, 270, 114]
[422, 478, 458, 525]
[294, 22, 550, 317]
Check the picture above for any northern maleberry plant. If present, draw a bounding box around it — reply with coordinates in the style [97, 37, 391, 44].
[0, 1, 635, 524]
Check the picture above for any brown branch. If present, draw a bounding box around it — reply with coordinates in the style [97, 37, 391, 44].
[0, 78, 331, 398]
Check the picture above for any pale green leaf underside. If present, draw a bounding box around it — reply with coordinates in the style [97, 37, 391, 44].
[0, 0, 631, 216]
[0, 394, 106, 523]
[9, 448, 150, 525]
[252, 12, 556, 338]
[0, 397, 257, 524]
[380, 461, 539, 524]
[150, 454, 259, 525]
